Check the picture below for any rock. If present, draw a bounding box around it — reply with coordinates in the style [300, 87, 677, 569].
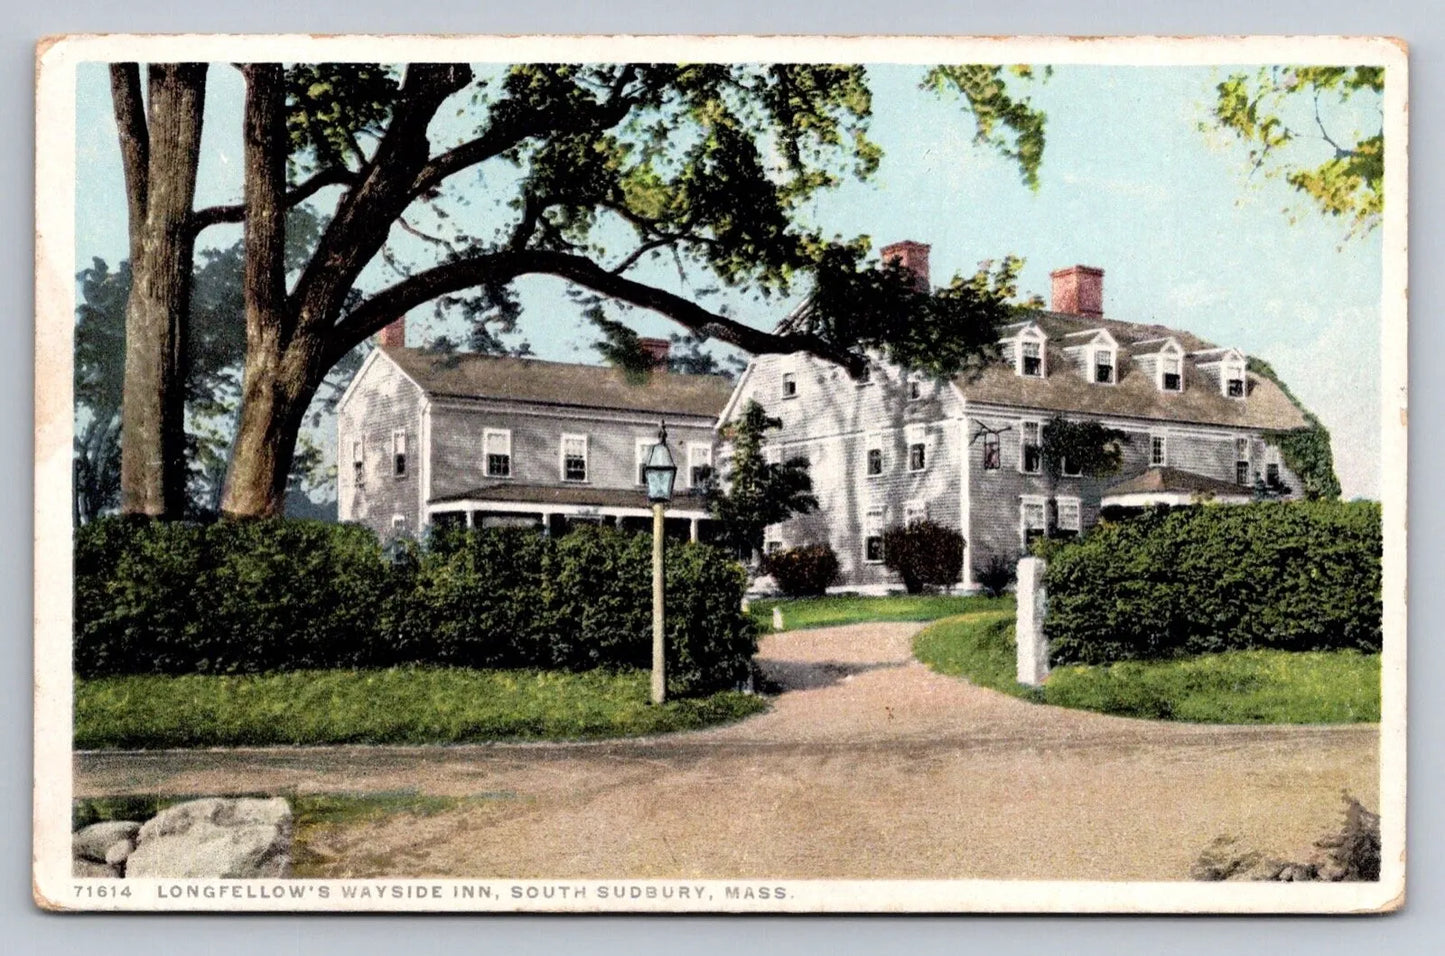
[126, 798, 292, 879]
[72, 820, 141, 863]
[104, 838, 136, 868]
[72, 858, 121, 878]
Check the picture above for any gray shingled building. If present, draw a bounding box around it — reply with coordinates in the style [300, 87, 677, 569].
[720, 242, 1311, 592]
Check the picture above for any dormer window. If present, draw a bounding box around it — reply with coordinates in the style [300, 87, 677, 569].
[1224, 360, 1246, 398]
[1094, 347, 1115, 384]
[1021, 341, 1043, 377]
[1161, 355, 1182, 392]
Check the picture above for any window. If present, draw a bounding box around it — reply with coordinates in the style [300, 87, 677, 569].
[391, 514, 407, 532]
[864, 507, 886, 563]
[1264, 446, 1281, 488]
[982, 432, 1000, 471]
[484, 429, 512, 477]
[763, 526, 783, 555]
[865, 434, 884, 477]
[688, 443, 713, 489]
[1224, 361, 1246, 398]
[1094, 348, 1115, 384]
[351, 439, 364, 483]
[561, 434, 588, 482]
[856, 364, 873, 386]
[781, 372, 797, 398]
[904, 501, 927, 525]
[1235, 437, 1252, 486]
[392, 430, 408, 477]
[906, 424, 927, 472]
[1020, 340, 1043, 377]
[1021, 498, 1046, 547]
[1150, 434, 1167, 467]
[636, 438, 655, 485]
[1020, 421, 1042, 474]
[1161, 355, 1182, 392]
[1061, 454, 1082, 478]
[1056, 497, 1082, 538]
[908, 376, 923, 401]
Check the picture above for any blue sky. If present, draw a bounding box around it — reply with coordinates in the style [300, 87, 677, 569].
[74, 62, 1385, 499]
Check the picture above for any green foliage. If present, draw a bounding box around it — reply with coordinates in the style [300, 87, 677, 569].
[1249, 357, 1342, 500]
[913, 612, 1380, 724]
[1040, 416, 1127, 479]
[284, 64, 401, 173]
[749, 593, 1011, 631]
[73, 667, 768, 749]
[1207, 65, 1384, 238]
[881, 520, 965, 594]
[1043, 501, 1382, 665]
[972, 554, 1017, 598]
[762, 544, 841, 598]
[705, 400, 819, 558]
[75, 519, 757, 697]
[920, 65, 1050, 190]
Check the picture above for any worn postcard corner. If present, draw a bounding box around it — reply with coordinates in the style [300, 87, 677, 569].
[35, 33, 1406, 915]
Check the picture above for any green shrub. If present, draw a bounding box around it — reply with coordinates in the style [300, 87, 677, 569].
[1044, 501, 1382, 665]
[882, 520, 964, 594]
[74, 518, 756, 697]
[762, 544, 840, 597]
[972, 554, 1016, 598]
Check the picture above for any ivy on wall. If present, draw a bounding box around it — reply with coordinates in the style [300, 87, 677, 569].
[1040, 416, 1128, 479]
[1248, 358, 1343, 501]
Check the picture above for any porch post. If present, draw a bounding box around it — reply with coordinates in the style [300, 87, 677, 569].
[689, 517, 699, 542]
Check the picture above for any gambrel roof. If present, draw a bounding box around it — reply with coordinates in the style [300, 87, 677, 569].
[379, 346, 735, 419]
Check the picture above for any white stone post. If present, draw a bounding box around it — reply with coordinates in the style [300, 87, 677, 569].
[1016, 557, 1050, 686]
[772, 607, 784, 631]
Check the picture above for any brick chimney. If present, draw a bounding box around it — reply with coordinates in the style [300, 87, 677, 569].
[638, 337, 671, 367]
[378, 317, 406, 348]
[1050, 266, 1104, 318]
[880, 240, 931, 291]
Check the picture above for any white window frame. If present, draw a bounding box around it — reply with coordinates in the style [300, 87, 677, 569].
[1234, 436, 1252, 486]
[560, 433, 589, 483]
[905, 423, 928, 473]
[1158, 350, 1184, 393]
[763, 526, 784, 555]
[635, 437, 656, 485]
[1019, 495, 1047, 549]
[781, 371, 798, 399]
[391, 514, 407, 531]
[484, 428, 513, 478]
[907, 374, 924, 401]
[391, 429, 408, 478]
[1018, 419, 1043, 475]
[1056, 496, 1082, 534]
[351, 438, 364, 483]
[1223, 359, 1247, 399]
[864, 433, 885, 478]
[1092, 345, 1116, 385]
[863, 506, 886, 564]
[1150, 433, 1168, 467]
[1264, 444, 1282, 486]
[1017, 335, 1046, 378]
[904, 500, 928, 525]
[687, 443, 713, 489]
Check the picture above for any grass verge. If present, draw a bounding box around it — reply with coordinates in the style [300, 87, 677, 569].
[913, 612, 1380, 724]
[750, 593, 1013, 632]
[74, 667, 768, 749]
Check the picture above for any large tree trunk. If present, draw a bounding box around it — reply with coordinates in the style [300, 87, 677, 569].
[113, 63, 207, 517]
[219, 347, 320, 518]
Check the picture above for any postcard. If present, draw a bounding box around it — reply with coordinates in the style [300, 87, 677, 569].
[34, 33, 1407, 913]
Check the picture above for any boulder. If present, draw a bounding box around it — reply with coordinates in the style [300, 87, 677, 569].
[72, 820, 141, 864]
[104, 838, 136, 868]
[72, 858, 121, 878]
[125, 798, 292, 879]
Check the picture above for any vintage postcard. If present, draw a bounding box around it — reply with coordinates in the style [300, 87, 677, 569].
[34, 34, 1407, 913]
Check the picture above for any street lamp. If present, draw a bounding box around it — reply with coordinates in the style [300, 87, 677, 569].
[641, 421, 677, 705]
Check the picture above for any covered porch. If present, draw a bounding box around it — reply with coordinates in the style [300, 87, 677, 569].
[1099, 466, 1254, 520]
[427, 483, 718, 543]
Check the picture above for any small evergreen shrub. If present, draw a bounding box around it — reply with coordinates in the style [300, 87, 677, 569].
[762, 544, 840, 597]
[972, 554, 1017, 598]
[881, 520, 964, 594]
[1045, 501, 1382, 665]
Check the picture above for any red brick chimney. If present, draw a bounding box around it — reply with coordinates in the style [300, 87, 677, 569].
[638, 337, 671, 367]
[880, 240, 931, 291]
[378, 317, 406, 348]
[1050, 266, 1104, 318]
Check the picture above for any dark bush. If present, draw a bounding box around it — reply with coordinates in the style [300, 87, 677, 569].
[1044, 501, 1382, 665]
[972, 554, 1016, 598]
[762, 544, 840, 597]
[881, 520, 964, 594]
[74, 518, 755, 696]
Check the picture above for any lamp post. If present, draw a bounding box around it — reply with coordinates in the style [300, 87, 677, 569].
[641, 422, 677, 705]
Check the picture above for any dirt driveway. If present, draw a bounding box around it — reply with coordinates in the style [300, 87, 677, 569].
[74, 619, 1379, 881]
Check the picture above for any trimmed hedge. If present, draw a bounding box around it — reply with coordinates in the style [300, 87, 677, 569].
[882, 520, 964, 594]
[75, 518, 756, 696]
[762, 544, 840, 597]
[1041, 501, 1382, 665]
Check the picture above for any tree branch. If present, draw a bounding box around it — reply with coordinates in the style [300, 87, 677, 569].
[190, 166, 357, 234]
[328, 248, 863, 373]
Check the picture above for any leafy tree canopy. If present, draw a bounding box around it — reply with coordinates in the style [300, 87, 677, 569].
[703, 399, 819, 559]
[1207, 65, 1384, 238]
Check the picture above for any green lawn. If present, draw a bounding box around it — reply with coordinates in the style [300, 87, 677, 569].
[749, 593, 1013, 631]
[74, 667, 768, 749]
[913, 612, 1380, 724]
